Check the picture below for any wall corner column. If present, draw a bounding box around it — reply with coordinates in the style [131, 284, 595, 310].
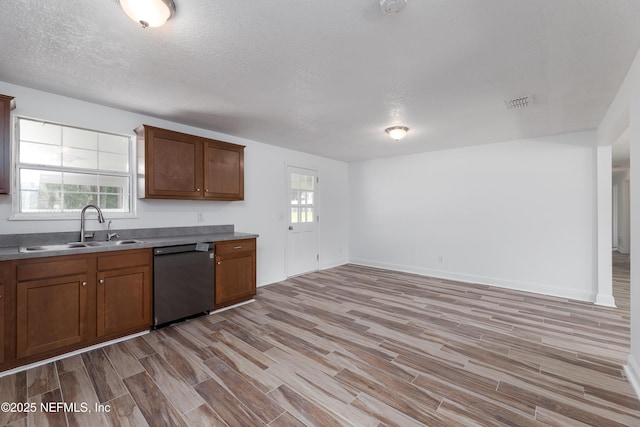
[596, 145, 615, 307]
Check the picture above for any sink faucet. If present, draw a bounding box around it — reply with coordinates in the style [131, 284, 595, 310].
[80, 204, 105, 243]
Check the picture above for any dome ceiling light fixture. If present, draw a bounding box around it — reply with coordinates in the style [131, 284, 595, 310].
[118, 0, 176, 28]
[380, 0, 408, 14]
[385, 126, 409, 141]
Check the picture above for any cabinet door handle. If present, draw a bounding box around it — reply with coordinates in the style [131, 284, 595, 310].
[196, 188, 201, 192]
[217, 261, 221, 265]
[205, 189, 209, 192]
[99, 279, 105, 284]
[81, 281, 87, 287]
[233, 246, 242, 250]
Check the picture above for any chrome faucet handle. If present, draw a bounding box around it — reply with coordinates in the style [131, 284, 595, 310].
[106, 220, 119, 241]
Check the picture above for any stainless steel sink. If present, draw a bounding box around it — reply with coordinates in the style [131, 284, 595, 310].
[19, 240, 144, 253]
[114, 240, 143, 245]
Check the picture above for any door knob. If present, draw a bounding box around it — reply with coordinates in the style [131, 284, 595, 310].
[288, 226, 293, 230]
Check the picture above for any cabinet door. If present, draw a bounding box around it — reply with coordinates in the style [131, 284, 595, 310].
[204, 140, 244, 200]
[0, 95, 14, 194]
[16, 275, 89, 359]
[141, 126, 203, 198]
[96, 265, 151, 337]
[0, 284, 4, 364]
[215, 249, 256, 307]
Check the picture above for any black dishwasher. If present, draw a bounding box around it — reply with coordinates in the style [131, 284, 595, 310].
[153, 243, 214, 327]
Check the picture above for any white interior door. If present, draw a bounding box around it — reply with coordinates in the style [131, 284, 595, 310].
[286, 166, 319, 277]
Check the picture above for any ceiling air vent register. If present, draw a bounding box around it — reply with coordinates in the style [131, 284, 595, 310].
[380, 0, 408, 14]
[505, 95, 533, 110]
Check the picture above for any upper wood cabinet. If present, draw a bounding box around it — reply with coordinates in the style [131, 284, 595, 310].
[204, 140, 244, 200]
[136, 125, 244, 200]
[0, 94, 15, 194]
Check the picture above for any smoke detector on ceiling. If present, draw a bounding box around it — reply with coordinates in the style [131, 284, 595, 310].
[380, 0, 408, 14]
[505, 95, 533, 110]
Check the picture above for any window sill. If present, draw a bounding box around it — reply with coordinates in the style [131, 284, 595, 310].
[9, 213, 138, 221]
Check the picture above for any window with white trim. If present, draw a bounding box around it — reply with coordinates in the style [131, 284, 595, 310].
[15, 117, 134, 217]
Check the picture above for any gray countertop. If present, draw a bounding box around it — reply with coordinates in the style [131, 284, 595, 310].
[0, 225, 258, 261]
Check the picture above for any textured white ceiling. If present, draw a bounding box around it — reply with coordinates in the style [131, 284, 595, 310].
[1, 0, 639, 162]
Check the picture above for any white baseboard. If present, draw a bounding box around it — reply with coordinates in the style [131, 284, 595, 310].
[320, 258, 349, 270]
[209, 299, 255, 314]
[595, 293, 617, 307]
[258, 274, 286, 287]
[349, 258, 596, 302]
[0, 331, 148, 378]
[258, 259, 349, 288]
[625, 354, 640, 401]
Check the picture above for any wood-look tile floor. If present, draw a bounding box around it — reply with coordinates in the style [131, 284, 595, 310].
[1, 253, 639, 426]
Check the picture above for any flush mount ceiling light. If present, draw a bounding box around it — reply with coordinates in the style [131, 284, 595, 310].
[385, 126, 409, 141]
[380, 0, 408, 14]
[118, 0, 176, 28]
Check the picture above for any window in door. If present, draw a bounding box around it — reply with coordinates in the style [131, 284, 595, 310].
[290, 172, 315, 223]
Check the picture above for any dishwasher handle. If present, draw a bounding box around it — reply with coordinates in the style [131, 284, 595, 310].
[154, 243, 213, 256]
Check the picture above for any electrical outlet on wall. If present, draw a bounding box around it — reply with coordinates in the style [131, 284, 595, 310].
[197, 212, 204, 222]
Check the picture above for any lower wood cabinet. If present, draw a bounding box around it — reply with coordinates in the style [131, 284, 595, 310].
[15, 255, 92, 360]
[0, 261, 13, 366]
[16, 273, 90, 359]
[2, 249, 152, 371]
[214, 239, 256, 308]
[0, 284, 5, 365]
[96, 251, 151, 338]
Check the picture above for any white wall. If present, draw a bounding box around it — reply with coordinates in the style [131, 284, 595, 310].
[0, 81, 349, 286]
[349, 131, 598, 301]
[631, 59, 640, 399]
[600, 46, 640, 399]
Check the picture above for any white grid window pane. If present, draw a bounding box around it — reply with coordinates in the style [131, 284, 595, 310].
[62, 146, 98, 169]
[19, 141, 61, 166]
[99, 133, 129, 155]
[17, 117, 133, 216]
[99, 152, 129, 172]
[289, 172, 315, 224]
[19, 119, 61, 145]
[63, 126, 98, 150]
